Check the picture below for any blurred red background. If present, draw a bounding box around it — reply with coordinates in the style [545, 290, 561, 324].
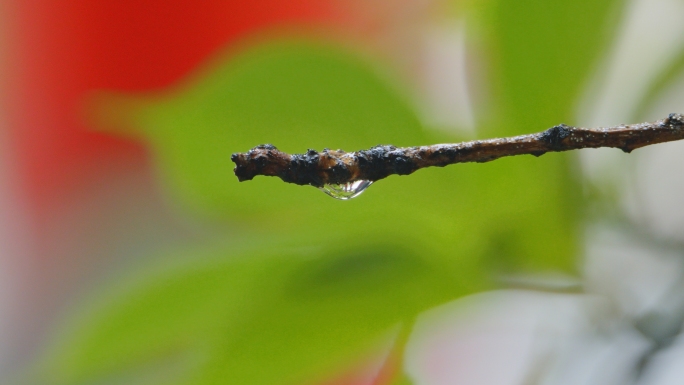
[2, 2, 401, 383]
[5, 0, 349, 213]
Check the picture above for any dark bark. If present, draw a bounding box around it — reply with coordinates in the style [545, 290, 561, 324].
[231, 113, 684, 187]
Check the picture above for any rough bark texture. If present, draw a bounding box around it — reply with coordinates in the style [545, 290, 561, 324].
[231, 113, 684, 187]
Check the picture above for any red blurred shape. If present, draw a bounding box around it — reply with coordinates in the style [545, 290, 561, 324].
[4, 0, 347, 215]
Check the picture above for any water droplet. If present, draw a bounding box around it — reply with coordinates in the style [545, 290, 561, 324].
[319, 180, 373, 200]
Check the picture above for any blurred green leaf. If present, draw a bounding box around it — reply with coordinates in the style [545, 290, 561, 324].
[487, 0, 624, 131]
[633, 46, 684, 120]
[34, 242, 461, 385]
[92, 38, 581, 274]
[464, 0, 625, 272]
[39, 29, 605, 383]
[389, 374, 415, 385]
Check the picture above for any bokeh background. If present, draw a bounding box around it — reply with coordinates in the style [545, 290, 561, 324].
[1, 0, 684, 384]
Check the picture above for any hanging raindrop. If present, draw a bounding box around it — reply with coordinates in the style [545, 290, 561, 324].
[319, 180, 373, 200]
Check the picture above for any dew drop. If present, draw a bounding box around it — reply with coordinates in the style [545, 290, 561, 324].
[319, 180, 373, 200]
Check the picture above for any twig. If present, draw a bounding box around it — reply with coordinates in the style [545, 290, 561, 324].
[231, 113, 684, 187]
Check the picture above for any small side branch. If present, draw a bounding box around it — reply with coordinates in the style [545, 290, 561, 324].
[231, 113, 684, 187]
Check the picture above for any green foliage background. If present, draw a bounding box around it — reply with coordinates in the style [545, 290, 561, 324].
[30, 1, 626, 384]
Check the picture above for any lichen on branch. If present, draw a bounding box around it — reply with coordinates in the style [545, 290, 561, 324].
[231, 113, 684, 187]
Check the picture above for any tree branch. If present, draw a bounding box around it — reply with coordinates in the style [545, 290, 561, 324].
[231, 113, 684, 187]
